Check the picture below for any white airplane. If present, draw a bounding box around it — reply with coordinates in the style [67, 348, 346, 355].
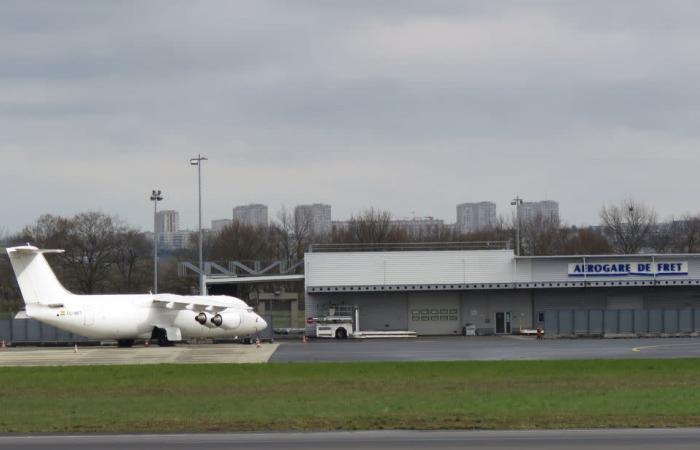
[5, 245, 267, 347]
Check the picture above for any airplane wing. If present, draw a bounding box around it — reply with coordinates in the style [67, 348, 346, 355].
[152, 294, 238, 313]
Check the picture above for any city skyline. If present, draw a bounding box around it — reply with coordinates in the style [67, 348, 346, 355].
[7, 195, 686, 235]
[191, 199, 558, 234]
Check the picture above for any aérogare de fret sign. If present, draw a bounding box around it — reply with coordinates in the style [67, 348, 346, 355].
[568, 261, 688, 277]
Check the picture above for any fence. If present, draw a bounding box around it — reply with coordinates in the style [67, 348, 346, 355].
[0, 318, 93, 344]
[544, 308, 700, 337]
[0, 314, 278, 345]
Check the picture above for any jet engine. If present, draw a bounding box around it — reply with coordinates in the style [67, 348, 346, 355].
[194, 312, 216, 328]
[210, 311, 242, 330]
[195, 312, 208, 325]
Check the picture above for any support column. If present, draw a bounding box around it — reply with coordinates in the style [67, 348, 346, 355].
[290, 299, 299, 326]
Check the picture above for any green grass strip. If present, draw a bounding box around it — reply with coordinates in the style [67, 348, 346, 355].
[1, 359, 700, 432]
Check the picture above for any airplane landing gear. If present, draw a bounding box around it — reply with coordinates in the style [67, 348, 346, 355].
[151, 327, 175, 347]
[117, 339, 135, 348]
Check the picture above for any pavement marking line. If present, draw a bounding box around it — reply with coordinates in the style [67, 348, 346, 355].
[631, 342, 700, 353]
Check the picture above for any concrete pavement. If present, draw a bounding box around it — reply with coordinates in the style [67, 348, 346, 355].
[1, 429, 699, 449]
[0, 343, 278, 366]
[3, 335, 700, 366]
[270, 335, 700, 362]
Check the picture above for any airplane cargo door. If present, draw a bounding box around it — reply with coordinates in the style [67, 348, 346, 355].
[408, 293, 460, 335]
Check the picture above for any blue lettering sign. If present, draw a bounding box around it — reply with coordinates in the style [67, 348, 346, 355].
[569, 261, 687, 277]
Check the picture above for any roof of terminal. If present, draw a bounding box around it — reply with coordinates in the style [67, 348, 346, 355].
[309, 242, 509, 252]
[517, 253, 700, 259]
[309, 242, 700, 259]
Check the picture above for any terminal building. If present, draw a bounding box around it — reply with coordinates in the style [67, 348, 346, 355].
[304, 244, 700, 336]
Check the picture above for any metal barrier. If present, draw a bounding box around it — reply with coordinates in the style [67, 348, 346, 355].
[544, 308, 700, 337]
[0, 315, 277, 345]
[0, 318, 93, 344]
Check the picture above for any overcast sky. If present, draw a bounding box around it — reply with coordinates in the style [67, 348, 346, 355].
[1, 0, 699, 233]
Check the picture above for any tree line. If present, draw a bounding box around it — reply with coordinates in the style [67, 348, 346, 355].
[1, 199, 699, 307]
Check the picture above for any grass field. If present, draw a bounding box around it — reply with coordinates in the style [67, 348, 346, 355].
[1, 359, 700, 432]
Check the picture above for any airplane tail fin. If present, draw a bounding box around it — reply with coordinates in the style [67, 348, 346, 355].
[5, 245, 74, 305]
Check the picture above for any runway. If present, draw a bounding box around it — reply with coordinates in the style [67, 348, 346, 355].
[271, 335, 700, 362]
[2, 336, 700, 366]
[1, 429, 699, 449]
[0, 343, 277, 366]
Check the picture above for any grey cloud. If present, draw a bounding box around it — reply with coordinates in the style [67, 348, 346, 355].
[1, 1, 700, 232]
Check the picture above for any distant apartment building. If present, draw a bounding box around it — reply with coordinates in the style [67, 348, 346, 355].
[157, 230, 191, 250]
[456, 202, 497, 233]
[518, 200, 559, 223]
[155, 210, 179, 233]
[232, 203, 268, 227]
[211, 219, 232, 234]
[295, 203, 332, 236]
[392, 217, 444, 238]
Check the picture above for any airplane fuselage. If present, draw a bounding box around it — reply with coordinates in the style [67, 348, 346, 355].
[6, 245, 267, 344]
[26, 294, 265, 340]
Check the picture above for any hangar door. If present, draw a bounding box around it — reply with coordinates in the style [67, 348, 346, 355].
[408, 293, 460, 335]
[356, 294, 408, 331]
[607, 295, 643, 310]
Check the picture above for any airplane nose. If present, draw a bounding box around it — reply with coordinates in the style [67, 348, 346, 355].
[256, 314, 268, 331]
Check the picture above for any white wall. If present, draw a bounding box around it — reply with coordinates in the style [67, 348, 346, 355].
[306, 250, 516, 287]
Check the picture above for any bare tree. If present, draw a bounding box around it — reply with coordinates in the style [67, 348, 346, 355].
[456, 215, 512, 244]
[158, 250, 201, 295]
[0, 230, 22, 312]
[19, 212, 130, 293]
[272, 206, 311, 264]
[333, 208, 408, 244]
[17, 214, 73, 288]
[560, 227, 612, 255]
[207, 221, 275, 262]
[19, 214, 70, 248]
[63, 212, 124, 293]
[600, 199, 657, 254]
[349, 208, 393, 243]
[647, 222, 674, 253]
[519, 213, 566, 255]
[112, 230, 152, 293]
[412, 224, 457, 242]
[667, 214, 700, 253]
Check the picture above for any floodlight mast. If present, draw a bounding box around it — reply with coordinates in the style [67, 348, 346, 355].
[150, 189, 163, 293]
[190, 155, 208, 295]
[510, 196, 523, 256]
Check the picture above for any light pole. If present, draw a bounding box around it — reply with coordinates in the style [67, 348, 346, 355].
[190, 154, 208, 295]
[510, 196, 523, 256]
[150, 189, 163, 294]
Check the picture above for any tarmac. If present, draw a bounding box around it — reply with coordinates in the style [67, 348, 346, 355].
[2, 336, 700, 367]
[1, 429, 700, 450]
[270, 335, 700, 362]
[0, 343, 278, 366]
